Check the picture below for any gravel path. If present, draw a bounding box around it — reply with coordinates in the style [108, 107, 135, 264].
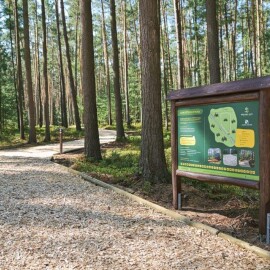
[0, 131, 269, 269]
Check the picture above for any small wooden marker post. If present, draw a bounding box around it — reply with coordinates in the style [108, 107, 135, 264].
[59, 128, 63, 154]
[167, 76, 270, 236]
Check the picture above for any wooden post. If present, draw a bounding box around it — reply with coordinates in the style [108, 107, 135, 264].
[171, 101, 181, 209]
[171, 101, 177, 208]
[259, 89, 270, 235]
[60, 128, 63, 154]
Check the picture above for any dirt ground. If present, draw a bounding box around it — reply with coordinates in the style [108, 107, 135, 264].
[52, 146, 270, 253]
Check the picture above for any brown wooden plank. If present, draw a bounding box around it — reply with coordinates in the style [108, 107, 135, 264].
[171, 101, 179, 209]
[168, 76, 270, 101]
[175, 92, 259, 107]
[176, 170, 260, 190]
[259, 90, 270, 234]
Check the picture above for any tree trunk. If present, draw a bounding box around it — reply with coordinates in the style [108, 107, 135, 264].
[173, 0, 184, 89]
[161, 1, 173, 88]
[187, 19, 193, 86]
[139, 0, 169, 183]
[22, 0, 37, 143]
[101, 0, 112, 125]
[8, 1, 20, 129]
[41, 0, 51, 141]
[55, 0, 68, 128]
[219, 5, 225, 82]
[224, 2, 232, 81]
[81, 0, 102, 160]
[253, 0, 261, 77]
[60, 0, 81, 131]
[129, 0, 142, 123]
[241, 14, 248, 76]
[232, 0, 238, 80]
[110, 0, 125, 140]
[34, 0, 43, 127]
[161, 23, 169, 131]
[0, 51, 2, 130]
[246, 0, 255, 76]
[123, 0, 131, 128]
[258, 0, 266, 72]
[0, 74, 2, 131]
[74, 2, 80, 93]
[206, 0, 221, 84]
[14, 0, 25, 140]
[49, 76, 54, 125]
[194, 0, 202, 86]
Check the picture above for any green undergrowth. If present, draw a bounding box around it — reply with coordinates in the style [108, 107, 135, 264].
[101, 122, 142, 132]
[0, 125, 84, 149]
[38, 126, 85, 143]
[183, 177, 260, 203]
[74, 136, 141, 186]
[73, 130, 172, 189]
[0, 129, 26, 148]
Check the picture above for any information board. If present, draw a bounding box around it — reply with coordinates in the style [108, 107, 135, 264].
[178, 100, 259, 181]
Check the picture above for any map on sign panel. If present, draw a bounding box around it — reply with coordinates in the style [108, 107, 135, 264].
[208, 107, 237, 148]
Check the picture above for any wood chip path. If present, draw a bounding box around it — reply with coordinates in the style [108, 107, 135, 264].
[0, 131, 269, 269]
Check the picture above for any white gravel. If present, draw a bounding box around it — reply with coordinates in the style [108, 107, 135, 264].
[0, 136, 269, 269]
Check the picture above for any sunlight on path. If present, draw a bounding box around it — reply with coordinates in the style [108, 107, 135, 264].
[0, 129, 116, 159]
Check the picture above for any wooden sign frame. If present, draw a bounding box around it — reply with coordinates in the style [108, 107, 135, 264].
[168, 76, 270, 235]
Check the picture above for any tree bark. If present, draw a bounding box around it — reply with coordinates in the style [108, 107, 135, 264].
[123, 0, 131, 128]
[246, 0, 255, 76]
[60, 0, 81, 131]
[14, 0, 25, 140]
[139, 0, 169, 183]
[110, 0, 125, 140]
[241, 14, 248, 76]
[81, 0, 102, 160]
[161, 24, 169, 131]
[194, 0, 202, 86]
[253, 0, 261, 77]
[161, 1, 173, 88]
[74, 2, 80, 94]
[0, 72, 2, 131]
[174, 0, 184, 89]
[101, 0, 112, 125]
[34, 0, 43, 128]
[41, 0, 51, 141]
[55, 0, 68, 128]
[224, 2, 232, 81]
[8, 1, 20, 129]
[22, 0, 37, 143]
[206, 0, 221, 84]
[232, 0, 238, 80]
[219, 5, 225, 81]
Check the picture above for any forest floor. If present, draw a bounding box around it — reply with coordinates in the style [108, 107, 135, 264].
[52, 141, 270, 253]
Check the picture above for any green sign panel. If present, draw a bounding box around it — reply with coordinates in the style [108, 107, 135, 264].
[177, 101, 259, 181]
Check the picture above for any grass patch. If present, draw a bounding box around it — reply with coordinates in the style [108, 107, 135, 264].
[0, 125, 84, 149]
[183, 177, 259, 202]
[73, 132, 171, 189]
[74, 137, 140, 186]
[0, 129, 27, 148]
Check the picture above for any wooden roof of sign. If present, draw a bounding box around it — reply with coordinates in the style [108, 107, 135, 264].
[167, 75, 270, 101]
